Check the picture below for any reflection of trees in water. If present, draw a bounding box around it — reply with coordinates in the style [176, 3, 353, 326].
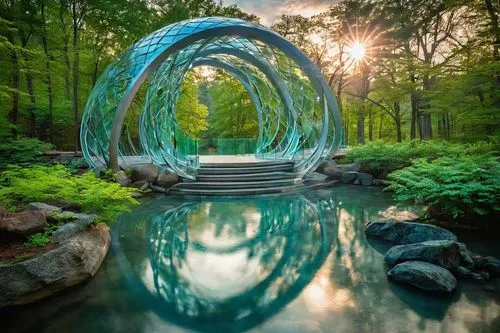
[138, 194, 335, 331]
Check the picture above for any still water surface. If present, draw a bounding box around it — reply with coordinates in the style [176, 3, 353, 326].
[2, 186, 499, 333]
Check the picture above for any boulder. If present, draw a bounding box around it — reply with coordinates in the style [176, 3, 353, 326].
[372, 179, 388, 186]
[130, 164, 160, 182]
[484, 256, 500, 275]
[471, 272, 486, 283]
[357, 172, 373, 186]
[52, 211, 78, 221]
[316, 160, 360, 179]
[114, 170, 131, 187]
[384, 240, 461, 270]
[480, 271, 490, 280]
[156, 171, 179, 189]
[52, 213, 97, 243]
[0, 211, 47, 238]
[365, 220, 457, 244]
[472, 255, 488, 269]
[27, 202, 62, 217]
[456, 266, 473, 278]
[131, 180, 149, 191]
[0, 224, 110, 308]
[459, 250, 475, 270]
[341, 171, 358, 184]
[387, 261, 457, 294]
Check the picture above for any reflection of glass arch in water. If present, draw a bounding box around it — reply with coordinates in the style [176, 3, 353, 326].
[114, 195, 335, 332]
[80, 17, 342, 179]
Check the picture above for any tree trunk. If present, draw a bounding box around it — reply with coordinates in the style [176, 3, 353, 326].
[19, 31, 37, 137]
[41, 2, 54, 143]
[25, 66, 37, 137]
[394, 102, 402, 142]
[7, 32, 20, 138]
[72, 5, 80, 152]
[378, 114, 384, 140]
[60, 3, 71, 100]
[368, 109, 373, 141]
[357, 113, 365, 145]
[421, 112, 432, 139]
[92, 56, 100, 87]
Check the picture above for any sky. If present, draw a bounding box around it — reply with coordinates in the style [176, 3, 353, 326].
[225, 0, 337, 25]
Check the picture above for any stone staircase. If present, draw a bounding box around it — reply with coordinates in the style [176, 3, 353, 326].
[168, 160, 334, 196]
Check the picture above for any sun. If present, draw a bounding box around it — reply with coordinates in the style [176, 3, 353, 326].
[347, 42, 366, 61]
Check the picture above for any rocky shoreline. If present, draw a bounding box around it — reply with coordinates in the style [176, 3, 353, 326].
[365, 220, 500, 294]
[0, 203, 110, 308]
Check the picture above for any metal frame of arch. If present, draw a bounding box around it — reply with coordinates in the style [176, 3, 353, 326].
[80, 17, 342, 180]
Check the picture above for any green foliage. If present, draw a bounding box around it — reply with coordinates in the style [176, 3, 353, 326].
[387, 155, 500, 220]
[25, 232, 50, 247]
[207, 72, 258, 139]
[61, 157, 89, 174]
[176, 72, 209, 139]
[342, 140, 498, 173]
[0, 165, 138, 223]
[24, 221, 63, 247]
[0, 137, 53, 169]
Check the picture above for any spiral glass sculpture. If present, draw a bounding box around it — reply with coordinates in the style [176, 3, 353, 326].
[80, 17, 342, 179]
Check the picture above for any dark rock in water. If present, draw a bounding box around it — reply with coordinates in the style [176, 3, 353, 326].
[0, 211, 47, 238]
[0, 224, 110, 308]
[484, 256, 500, 275]
[372, 179, 388, 186]
[479, 271, 490, 280]
[27, 202, 62, 217]
[471, 272, 486, 283]
[388, 261, 457, 294]
[472, 255, 488, 269]
[365, 220, 457, 244]
[456, 266, 473, 278]
[156, 171, 179, 189]
[457, 243, 475, 270]
[385, 240, 462, 270]
[316, 160, 360, 180]
[357, 172, 373, 186]
[455, 266, 490, 282]
[52, 213, 97, 243]
[130, 164, 159, 182]
[341, 171, 358, 184]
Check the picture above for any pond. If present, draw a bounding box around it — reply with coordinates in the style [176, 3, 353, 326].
[1, 186, 499, 333]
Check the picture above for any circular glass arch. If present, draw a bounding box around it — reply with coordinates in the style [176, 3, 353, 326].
[80, 17, 342, 179]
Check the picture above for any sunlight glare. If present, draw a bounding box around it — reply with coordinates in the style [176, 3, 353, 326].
[347, 42, 365, 61]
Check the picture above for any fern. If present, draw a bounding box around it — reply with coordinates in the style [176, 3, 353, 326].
[342, 140, 498, 174]
[0, 165, 138, 224]
[387, 155, 500, 220]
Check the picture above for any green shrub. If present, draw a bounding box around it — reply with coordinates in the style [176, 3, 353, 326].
[24, 222, 62, 247]
[25, 232, 51, 247]
[386, 155, 500, 220]
[0, 138, 53, 169]
[342, 140, 498, 174]
[0, 165, 139, 223]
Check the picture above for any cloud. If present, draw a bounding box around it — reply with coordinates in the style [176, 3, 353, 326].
[225, 0, 337, 25]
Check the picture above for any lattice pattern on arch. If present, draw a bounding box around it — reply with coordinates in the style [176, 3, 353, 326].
[80, 17, 342, 179]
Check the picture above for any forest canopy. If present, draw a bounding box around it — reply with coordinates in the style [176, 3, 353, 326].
[0, 0, 498, 150]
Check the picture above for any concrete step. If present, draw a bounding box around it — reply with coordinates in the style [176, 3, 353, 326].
[169, 179, 337, 196]
[174, 178, 300, 190]
[195, 171, 295, 182]
[199, 160, 294, 169]
[197, 164, 294, 175]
